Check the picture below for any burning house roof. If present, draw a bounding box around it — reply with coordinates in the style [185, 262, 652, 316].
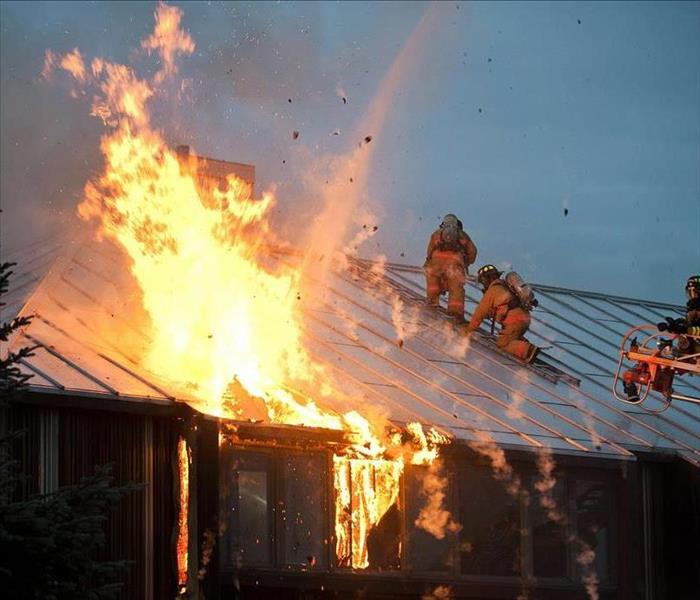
[6, 236, 699, 465]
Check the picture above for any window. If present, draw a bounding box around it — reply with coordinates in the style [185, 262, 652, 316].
[531, 475, 568, 578]
[406, 464, 451, 572]
[220, 450, 273, 566]
[459, 466, 521, 576]
[281, 452, 328, 569]
[574, 480, 612, 582]
[333, 457, 402, 570]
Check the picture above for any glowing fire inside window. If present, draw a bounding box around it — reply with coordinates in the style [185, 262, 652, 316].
[333, 456, 403, 569]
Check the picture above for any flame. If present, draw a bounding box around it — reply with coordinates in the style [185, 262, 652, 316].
[141, 1, 195, 83]
[176, 436, 189, 588]
[44, 1, 458, 571]
[334, 456, 403, 568]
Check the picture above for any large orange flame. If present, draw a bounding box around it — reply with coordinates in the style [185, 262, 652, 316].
[43, 1, 458, 571]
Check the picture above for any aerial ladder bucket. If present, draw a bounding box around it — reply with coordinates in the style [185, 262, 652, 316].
[612, 324, 700, 413]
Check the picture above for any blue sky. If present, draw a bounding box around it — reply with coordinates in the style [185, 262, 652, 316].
[1, 1, 698, 303]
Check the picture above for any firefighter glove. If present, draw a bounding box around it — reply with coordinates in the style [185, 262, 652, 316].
[657, 317, 687, 334]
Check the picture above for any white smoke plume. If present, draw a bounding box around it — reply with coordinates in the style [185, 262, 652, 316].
[534, 447, 566, 524]
[413, 460, 462, 540]
[299, 3, 444, 287]
[468, 432, 521, 497]
[576, 543, 600, 600]
[533, 447, 600, 600]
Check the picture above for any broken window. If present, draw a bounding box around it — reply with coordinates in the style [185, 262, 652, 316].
[282, 452, 328, 569]
[531, 475, 568, 578]
[459, 466, 521, 576]
[574, 479, 613, 582]
[220, 450, 273, 566]
[406, 464, 452, 572]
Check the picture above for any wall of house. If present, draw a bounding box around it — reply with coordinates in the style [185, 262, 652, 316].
[642, 457, 700, 600]
[217, 440, 651, 600]
[3, 399, 183, 600]
[5, 397, 698, 600]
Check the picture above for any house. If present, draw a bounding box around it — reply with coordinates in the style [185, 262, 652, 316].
[2, 159, 699, 600]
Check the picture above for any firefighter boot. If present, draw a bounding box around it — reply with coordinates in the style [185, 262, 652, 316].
[524, 345, 540, 364]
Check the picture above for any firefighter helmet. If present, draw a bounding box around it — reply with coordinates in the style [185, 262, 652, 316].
[441, 214, 460, 228]
[477, 264, 502, 288]
[441, 214, 466, 231]
[687, 275, 700, 300]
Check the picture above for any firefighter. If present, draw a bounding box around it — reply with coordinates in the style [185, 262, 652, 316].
[465, 264, 540, 363]
[424, 214, 477, 323]
[657, 275, 700, 357]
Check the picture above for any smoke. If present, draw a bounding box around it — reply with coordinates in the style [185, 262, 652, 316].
[566, 387, 603, 449]
[505, 390, 526, 421]
[299, 2, 445, 284]
[534, 447, 566, 524]
[577, 544, 600, 600]
[197, 528, 216, 581]
[533, 447, 600, 600]
[354, 255, 423, 346]
[390, 292, 423, 346]
[468, 432, 521, 497]
[413, 460, 462, 539]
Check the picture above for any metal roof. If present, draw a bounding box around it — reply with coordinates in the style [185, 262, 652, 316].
[1, 231, 72, 321]
[4, 238, 699, 465]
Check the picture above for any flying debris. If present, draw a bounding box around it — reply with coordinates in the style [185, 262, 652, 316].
[364, 135, 373, 144]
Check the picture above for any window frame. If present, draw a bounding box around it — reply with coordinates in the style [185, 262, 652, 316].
[219, 447, 276, 569]
[219, 445, 334, 572]
[275, 448, 332, 571]
[217, 443, 620, 592]
[566, 467, 619, 586]
[453, 456, 620, 588]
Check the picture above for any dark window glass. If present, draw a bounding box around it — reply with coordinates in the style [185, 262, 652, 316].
[459, 466, 521, 576]
[221, 450, 272, 566]
[532, 475, 568, 578]
[406, 464, 451, 572]
[575, 480, 612, 582]
[282, 453, 327, 569]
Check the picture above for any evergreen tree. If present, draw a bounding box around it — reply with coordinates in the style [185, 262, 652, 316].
[1, 261, 35, 399]
[0, 455, 139, 599]
[0, 261, 139, 598]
